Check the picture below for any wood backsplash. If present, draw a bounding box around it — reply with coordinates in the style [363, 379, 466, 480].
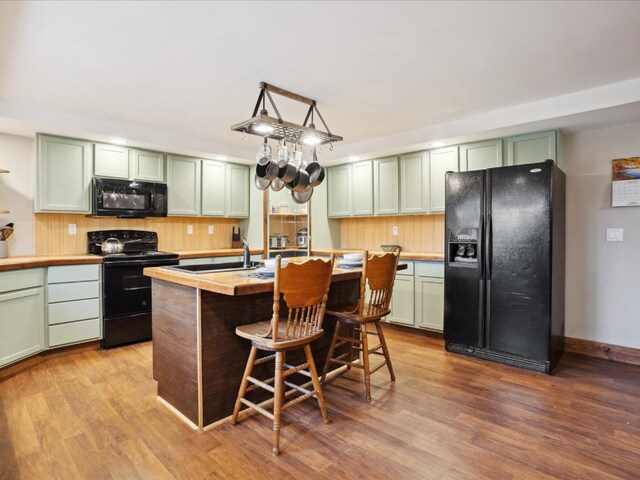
[34, 214, 242, 255]
[339, 214, 444, 253]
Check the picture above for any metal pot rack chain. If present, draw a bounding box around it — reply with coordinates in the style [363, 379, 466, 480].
[231, 82, 343, 147]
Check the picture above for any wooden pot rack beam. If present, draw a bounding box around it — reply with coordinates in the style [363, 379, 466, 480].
[231, 82, 343, 146]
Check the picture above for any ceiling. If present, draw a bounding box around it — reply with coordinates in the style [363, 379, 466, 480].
[1, 1, 640, 164]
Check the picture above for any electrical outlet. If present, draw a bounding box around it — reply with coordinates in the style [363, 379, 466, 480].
[606, 228, 623, 242]
[187, 225, 193, 235]
[68, 223, 77, 235]
[208, 225, 214, 235]
[392, 225, 399, 236]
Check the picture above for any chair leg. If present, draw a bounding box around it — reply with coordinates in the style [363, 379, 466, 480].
[272, 350, 284, 456]
[375, 321, 396, 381]
[231, 345, 258, 425]
[348, 325, 356, 370]
[360, 323, 372, 402]
[304, 344, 330, 425]
[321, 321, 341, 385]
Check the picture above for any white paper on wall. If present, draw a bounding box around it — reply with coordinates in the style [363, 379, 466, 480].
[611, 157, 640, 207]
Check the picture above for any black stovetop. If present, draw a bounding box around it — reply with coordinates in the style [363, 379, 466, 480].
[88, 230, 179, 262]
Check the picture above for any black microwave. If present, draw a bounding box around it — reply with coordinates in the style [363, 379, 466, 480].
[92, 177, 168, 218]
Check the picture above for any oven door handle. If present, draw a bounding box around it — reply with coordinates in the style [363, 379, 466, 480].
[103, 259, 179, 268]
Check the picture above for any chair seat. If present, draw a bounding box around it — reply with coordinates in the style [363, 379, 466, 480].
[236, 319, 324, 350]
[326, 304, 390, 324]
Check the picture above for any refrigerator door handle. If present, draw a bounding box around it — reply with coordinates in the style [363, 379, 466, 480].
[478, 214, 484, 279]
[486, 213, 492, 278]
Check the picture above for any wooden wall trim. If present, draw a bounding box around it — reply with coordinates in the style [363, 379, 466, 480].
[565, 336, 640, 366]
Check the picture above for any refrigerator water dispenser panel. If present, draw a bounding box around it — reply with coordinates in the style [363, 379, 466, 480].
[448, 228, 479, 267]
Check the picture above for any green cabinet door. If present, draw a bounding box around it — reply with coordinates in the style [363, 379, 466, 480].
[388, 274, 415, 326]
[373, 157, 399, 215]
[429, 146, 458, 213]
[327, 164, 351, 217]
[36, 135, 93, 213]
[351, 160, 373, 216]
[226, 163, 249, 218]
[167, 155, 202, 216]
[94, 143, 130, 179]
[506, 131, 557, 167]
[415, 277, 444, 331]
[201, 160, 226, 216]
[400, 151, 429, 213]
[459, 139, 503, 171]
[130, 149, 165, 182]
[0, 287, 45, 367]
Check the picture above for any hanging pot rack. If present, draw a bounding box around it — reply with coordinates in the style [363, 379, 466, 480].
[231, 82, 343, 146]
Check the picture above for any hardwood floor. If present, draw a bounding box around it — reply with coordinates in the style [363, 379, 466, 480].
[1, 327, 639, 479]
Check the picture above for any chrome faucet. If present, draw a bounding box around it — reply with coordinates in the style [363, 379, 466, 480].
[241, 236, 250, 268]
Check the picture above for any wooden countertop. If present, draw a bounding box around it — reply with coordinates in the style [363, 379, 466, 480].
[174, 248, 264, 259]
[311, 249, 444, 262]
[145, 257, 362, 296]
[0, 255, 103, 272]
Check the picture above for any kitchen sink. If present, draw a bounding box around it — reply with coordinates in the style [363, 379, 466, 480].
[162, 261, 262, 274]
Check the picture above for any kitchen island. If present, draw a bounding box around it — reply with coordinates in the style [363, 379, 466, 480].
[144, 258, 363, 431]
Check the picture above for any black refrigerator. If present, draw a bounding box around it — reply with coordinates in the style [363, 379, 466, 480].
[443, 160, 565, 374]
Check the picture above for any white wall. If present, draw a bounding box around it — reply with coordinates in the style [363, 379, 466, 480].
[0, 132, 34, 256]
[564, 123, 640, 349]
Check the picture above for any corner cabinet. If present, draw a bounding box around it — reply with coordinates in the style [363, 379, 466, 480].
[168, 155, 249, 218]
[36, 134, 93, 213]
[506, 130, 560, 168]
[0, 269, 45, 368]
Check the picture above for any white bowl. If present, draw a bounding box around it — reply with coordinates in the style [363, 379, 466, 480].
[263, 258, 290, 270]
[343, 253, 364, 263]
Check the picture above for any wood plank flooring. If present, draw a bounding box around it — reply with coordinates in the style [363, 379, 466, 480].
[1, 327, 639, 479]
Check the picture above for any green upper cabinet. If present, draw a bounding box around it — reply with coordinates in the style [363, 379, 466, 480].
[459, 139, 503, 172]
[201, 160, 226, 216]
[506, 130, 559, 168]
[94, 143, 129, 179]
[327, 164, 352, 218]
[429, 146, 458, 213]
[373, 157, 399, 215]
[400, 151, 429, 214]
[225, 163, 249, 218]
[351, 160, 373, 216]
[169, 157, 248, 218]
[167, 155, 202, 216]
[95, 144, 165, 182]
[36, 134, 93, 213]
[130, 148, 165, 182]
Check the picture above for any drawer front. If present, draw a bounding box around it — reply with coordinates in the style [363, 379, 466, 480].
[48, 264, 100, 284]
[48, 281, 100, 303]
[396, 261, 414, 276]
[179, 258, 213, 266]
[0, 268, 45, 293]
[49, 318, 101, 347]
[48, 298, 100, 325]
[415, 262, 444, 278]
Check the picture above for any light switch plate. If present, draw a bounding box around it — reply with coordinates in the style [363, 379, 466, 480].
[392, 225, 399, 236]
[68, 223, 77, 235]
[606, 228, 623, 242]
[187, 225, 193, 235]
[208, 225, 214, 234]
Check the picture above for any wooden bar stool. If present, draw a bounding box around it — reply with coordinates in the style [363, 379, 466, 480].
[231, 255, 335, 455]
[321, 249, 400, 401]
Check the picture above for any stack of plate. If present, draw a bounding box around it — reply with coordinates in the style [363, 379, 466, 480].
[256, 258, 290, 276]
[340, 253, 364, 267]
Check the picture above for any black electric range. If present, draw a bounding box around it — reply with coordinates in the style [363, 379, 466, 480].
[88, 230, 179, 348]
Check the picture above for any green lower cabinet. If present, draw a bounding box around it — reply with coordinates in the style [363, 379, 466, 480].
[414, 276, 444, 331]
[0, 287, 45, 368]
[387, 274, 415, 325]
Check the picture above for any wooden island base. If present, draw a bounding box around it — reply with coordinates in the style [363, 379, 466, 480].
[151, 275, 359, 430]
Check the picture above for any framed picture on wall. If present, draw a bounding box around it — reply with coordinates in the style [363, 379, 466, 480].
[612, 157, 640, 207]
